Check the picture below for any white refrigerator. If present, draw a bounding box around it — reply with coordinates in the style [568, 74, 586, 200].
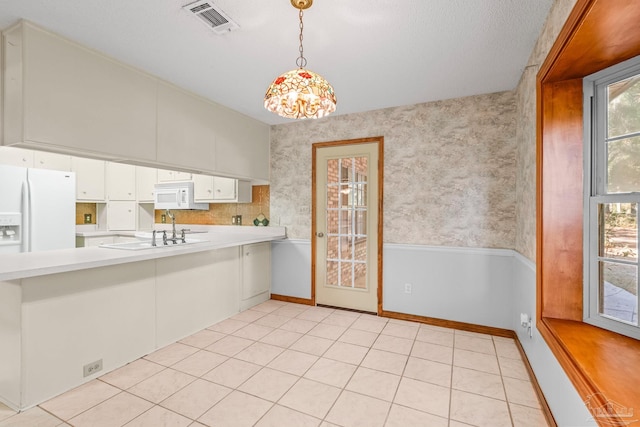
[0, 165, 76, 254]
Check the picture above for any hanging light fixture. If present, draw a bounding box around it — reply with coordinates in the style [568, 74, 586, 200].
[264, 0, 337, 119]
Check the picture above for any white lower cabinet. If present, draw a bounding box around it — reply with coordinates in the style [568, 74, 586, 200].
[75, 235, 114, 248]
[241, 242, 271, 310]
[106, 201, 136, 231]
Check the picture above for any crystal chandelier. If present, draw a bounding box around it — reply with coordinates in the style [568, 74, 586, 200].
[264, 0, 337, 119]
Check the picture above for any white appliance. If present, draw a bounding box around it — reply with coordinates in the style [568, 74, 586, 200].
[154, 181, 208, 210]
[0, 165, 76, 254]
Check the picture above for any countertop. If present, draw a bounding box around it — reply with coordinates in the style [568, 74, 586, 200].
[0, 225, 286, 281]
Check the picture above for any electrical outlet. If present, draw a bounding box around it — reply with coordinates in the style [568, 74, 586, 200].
[404, 283, 412, 294]
[161, 214, 166, 223]
[83, 359, 103, 377]
[83, 213, 92, 224]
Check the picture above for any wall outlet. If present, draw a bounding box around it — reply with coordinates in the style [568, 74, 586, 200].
[161, 214, 166, 223]
[83, 213, 92, 224]
[83, 359, 103, 377]
[404, 283, 412, 294]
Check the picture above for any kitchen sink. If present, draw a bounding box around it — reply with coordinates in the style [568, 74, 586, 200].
[99, 238, 205, 251]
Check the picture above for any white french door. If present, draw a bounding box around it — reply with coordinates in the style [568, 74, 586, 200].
[313, 138, 382, 313]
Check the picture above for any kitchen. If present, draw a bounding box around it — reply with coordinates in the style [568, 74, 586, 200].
[1, 1, 638, 426]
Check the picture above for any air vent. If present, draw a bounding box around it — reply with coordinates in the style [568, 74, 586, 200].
[183, 0, 239, 35]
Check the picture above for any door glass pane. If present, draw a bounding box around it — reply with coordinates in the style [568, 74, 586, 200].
[355, 237, 367, 262]
[325, 155, 368, 290]
[608, 75, 640, 139]
[600, 261, 638, 325]
[340, 262, 353, 288]
[354, 263, 367, 289]
[340, 236, 352, 260]
[327, 236, 339, 260]
[606, 136, 640, 193]
[326, 261, 339, 287]
[327, 159, 339, 184]
[327, 210, 339, 234]
[327, 185, 339, 208]
[599, 202, 637, 261]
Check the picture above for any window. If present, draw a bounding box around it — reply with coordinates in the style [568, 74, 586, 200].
[584, 55, 640, 339]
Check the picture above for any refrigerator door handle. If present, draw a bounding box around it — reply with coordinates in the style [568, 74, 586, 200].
[22, 179, 30, 253]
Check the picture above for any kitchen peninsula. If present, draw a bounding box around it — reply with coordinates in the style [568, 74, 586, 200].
[0, 226, 285, 411]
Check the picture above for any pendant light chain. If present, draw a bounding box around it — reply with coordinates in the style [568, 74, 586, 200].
[296, 9, 307, 68]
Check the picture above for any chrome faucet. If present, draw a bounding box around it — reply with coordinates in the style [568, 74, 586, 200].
[165, 209, 177, 242]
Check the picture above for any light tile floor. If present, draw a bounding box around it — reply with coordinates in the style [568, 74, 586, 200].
[0, 301, 549, 427]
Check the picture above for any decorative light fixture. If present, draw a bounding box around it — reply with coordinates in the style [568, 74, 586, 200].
[264, 0, 337, 119]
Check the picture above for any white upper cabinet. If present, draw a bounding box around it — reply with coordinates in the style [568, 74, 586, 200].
[3, 22, 157, 162]
[3, 22, 269, 182]
[213, 107, 270, 182]
[0, 146, 34, 167]
[72, 157, 105, 201]
[157, 83, 216, 172]
[136, 166, 157, 203]
[33, 151, 72, 171]
[157, 169, 192, 182]
[194, 175, 252, 203]
[107, 163, 136, 200]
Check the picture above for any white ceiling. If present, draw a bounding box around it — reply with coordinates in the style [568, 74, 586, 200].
[0, 0, 553, 125]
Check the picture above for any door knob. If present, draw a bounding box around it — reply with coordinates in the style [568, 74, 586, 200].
[316, 232, 324, 237]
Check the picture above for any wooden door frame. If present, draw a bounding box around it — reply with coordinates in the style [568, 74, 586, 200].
[311, 136, 384, 315]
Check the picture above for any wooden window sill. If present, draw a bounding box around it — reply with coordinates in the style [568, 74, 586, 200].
[539, 317, 640, 420]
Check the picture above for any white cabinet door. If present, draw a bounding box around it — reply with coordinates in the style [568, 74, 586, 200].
[107, 201, 136, 230]
[193, 174, 214, 201]
[0, 146, 34, 168]
[242, 242, 271, 300]
[213, 106, 270, 181]
[212, 177, 237, 200]
[4, 23, 157, 162]
[136, 166, 157, 202]
[33, 151, 72, 171]
[107, 163, 136, 200]
[157, 83, 216, 172]
[194, 175, 252, 203]
[157, 169, 192, 182]
[72, 157, 105, 201]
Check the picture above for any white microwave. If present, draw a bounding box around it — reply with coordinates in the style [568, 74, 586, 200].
[154, 182, 208, 210]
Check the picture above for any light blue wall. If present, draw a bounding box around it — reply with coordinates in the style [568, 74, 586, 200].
[271, 239, 592, 425]
[383, 244, 513, 329]
[271, 239, 311, 299]
[512, 254, 593, 427]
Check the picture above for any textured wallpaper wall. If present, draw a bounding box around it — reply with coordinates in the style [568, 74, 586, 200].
[514, 0, 579, 262]
[271, 91, 517, 248]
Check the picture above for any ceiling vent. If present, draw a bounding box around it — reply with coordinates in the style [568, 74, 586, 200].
[183, 0, 239, 35]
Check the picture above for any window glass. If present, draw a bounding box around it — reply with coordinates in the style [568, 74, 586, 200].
[607, 76, 640, 139]
[585, 56, 640, 339]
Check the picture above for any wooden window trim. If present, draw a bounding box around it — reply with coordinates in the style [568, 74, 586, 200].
[537, 0, 640, 421]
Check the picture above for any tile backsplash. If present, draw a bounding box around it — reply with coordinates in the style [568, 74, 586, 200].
[75, 203, 97, 225]
[154, 185, 270, 226]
